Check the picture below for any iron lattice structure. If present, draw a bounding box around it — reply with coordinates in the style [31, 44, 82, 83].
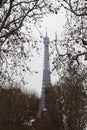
[37, 31, 51, 118]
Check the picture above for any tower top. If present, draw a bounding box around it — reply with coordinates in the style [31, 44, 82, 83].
[46, 27, 48, 38]
[44, 27, 49, 45]
[55, 32, 57, 41]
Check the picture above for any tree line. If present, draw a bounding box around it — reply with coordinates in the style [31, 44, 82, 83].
[0, 67, 87, 130]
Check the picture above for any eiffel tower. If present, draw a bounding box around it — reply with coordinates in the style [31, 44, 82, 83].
[37, 30, 51, 118]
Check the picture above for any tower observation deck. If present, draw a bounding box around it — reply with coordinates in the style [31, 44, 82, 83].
[37, 30, 51, 118]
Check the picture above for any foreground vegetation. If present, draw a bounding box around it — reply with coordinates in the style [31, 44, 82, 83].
[0, 70, 87, 130]
[0, 87, 39, 130]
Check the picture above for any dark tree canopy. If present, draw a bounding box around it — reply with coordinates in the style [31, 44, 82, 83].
[0, 87, 39, 130]
[45, 70, 87, 130]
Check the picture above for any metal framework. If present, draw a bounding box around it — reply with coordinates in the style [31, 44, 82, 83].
[37, 31, 51, 118]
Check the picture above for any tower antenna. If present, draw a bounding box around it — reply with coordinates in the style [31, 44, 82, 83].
[46, 27, 48, 37]
[55, 32, 57, 42]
